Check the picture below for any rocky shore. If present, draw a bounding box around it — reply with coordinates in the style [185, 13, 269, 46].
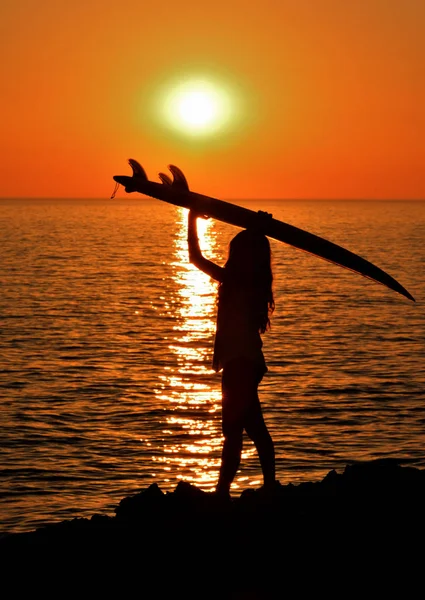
[2, 459, 424, 597]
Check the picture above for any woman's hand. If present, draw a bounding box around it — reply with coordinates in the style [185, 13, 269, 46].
[189, 208, 209, 220]
[257, 210, 273, 221]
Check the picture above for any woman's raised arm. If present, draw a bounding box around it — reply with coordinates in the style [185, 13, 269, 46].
[188, 210, 224, 282]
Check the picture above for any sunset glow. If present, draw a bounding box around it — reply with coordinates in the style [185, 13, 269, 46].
[1, 1, 424, 199]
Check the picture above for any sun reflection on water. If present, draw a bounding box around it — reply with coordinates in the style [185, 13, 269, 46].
[152, 209, 224, 490]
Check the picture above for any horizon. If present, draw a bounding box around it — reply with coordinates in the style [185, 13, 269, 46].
[2, 196, 425, 203]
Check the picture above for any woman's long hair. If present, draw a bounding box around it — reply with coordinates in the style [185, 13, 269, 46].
[218, 229, 275, 333]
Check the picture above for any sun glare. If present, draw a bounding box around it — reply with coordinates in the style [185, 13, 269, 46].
[178, 90, 217, 127]
[160, 78, 234, 137]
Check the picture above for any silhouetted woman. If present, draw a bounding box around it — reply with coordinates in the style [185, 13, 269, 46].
[188, 210, 276, 498]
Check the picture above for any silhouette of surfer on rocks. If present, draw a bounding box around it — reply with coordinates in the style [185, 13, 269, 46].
[188, 209, 277, 498]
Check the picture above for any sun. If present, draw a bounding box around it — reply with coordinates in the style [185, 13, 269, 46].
[160, 77, 234, 137]
[177, 89, 217, 128]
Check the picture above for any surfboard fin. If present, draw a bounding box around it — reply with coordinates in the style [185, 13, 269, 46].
[168, 165, 189, 191]
[119, 159, 148, 193]
[128, 159, 148, 179]
[158, 172, 173, 186]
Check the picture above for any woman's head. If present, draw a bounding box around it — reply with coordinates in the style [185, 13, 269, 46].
[226, 229, 272, 276]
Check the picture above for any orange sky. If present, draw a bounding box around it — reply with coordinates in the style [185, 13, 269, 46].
[1, 0, 424, 199]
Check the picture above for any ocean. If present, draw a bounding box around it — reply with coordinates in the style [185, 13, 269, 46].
[0, 197, 423, 535]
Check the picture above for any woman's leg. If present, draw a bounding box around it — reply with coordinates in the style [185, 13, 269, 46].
[216, 424, 243, 497]
[216, 360, 253, 496]
[244, 392, 276, 489]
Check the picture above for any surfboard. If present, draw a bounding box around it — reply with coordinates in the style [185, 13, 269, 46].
[113, 159, 415, 302]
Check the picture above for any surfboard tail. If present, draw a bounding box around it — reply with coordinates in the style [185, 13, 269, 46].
[265, 219, 415, 302]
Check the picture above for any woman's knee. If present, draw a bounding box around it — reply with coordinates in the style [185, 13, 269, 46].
[222, 419, 244, 441]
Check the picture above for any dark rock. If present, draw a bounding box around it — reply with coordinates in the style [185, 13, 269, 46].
[115, 482, 165, 521]
[1, 460, 424, 596]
